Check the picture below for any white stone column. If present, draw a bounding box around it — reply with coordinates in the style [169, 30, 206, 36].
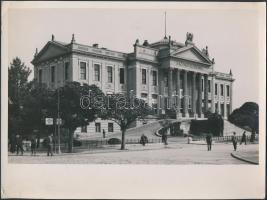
[183, 70, 189, 118]
[224, 84, 227, 119]
[197, 73, 203, 118]
[176, 69, 181, 118]
[204, 74, 209, 115]
[160, 80, 165, 113]
[192, 72, 197, 117]
[218, 83, 221, 115]
[168, 69, 173, 108]
[230, 81, 233, 114]
[148, 68, 151, 106]
[211, 74, 215, 113]
[135, 63, 140, 98]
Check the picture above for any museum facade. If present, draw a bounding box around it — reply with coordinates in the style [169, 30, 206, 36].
[32, 33, 234, 135]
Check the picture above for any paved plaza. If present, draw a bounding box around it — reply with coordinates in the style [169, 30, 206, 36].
[8, 141, 258, 164]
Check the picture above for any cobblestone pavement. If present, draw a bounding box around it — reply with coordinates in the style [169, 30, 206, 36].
[8, 142, 258, 164]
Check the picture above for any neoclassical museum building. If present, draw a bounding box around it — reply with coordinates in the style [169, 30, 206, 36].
[32, 33, 234, 135]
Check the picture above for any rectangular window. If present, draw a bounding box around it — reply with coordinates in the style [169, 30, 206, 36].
[215, 83, 218, 95]
[81, 125, 87, 133]
[120, 68, 125, 84]
[152, 94, 158, 99]
[164, 73, 168, 87]
[227, 104, 230, 117]
[221, 104, 224, 116]
[64, 62, 69, 80]
[38, 69, 42, 83]
[221, 84, 224, 96]
[208, 80, 211, 93]
[108, 123, 114, 132]
[51, 66, 55, 83]
[142, 69, 146, 84]
[94, 64, 100, 81]
[107, 66, 113, 83]
[201, 79, 204, 92]
[227, 85, 230, 96]
[80, 62, 86, 80]
[152, 71, 157, 86]
[95, 123, 101, 133]
[141, 93, 148, 98]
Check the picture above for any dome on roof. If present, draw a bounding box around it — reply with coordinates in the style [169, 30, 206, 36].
[149, 37, 184, 49]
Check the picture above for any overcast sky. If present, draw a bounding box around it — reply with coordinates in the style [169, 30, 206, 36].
[7, 3, 263, 109]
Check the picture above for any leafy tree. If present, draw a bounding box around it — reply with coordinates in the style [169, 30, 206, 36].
[53, 82, 104, 153]
[8, 57, 32, 106]
[8, 58, 32, 140]
[228, 102, 259, 133]
[206, 111, 224, 136]
[21, 80, 55, 138]
[99, 93, 152, 150]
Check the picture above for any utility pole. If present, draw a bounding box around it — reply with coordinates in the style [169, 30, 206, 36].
[57, 87, 61, 154]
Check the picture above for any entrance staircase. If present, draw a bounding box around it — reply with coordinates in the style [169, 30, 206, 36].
[223, 120, 251, 136]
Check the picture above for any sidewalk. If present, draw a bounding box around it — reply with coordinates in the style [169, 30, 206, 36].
[8, 142, 177, 157]
[230, 144, 259, 164]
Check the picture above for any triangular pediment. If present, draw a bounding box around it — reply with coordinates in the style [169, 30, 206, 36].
[171, 46, 212, 65]
[32, 42, 69, 64]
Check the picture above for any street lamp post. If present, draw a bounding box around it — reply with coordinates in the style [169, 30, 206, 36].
[130, 90, 134, 109]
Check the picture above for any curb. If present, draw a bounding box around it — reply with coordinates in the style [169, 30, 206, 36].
[230, 153, 258, 165]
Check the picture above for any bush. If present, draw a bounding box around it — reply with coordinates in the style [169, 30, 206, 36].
[108, 138, 121, 145]
[73, 139, 82, 147]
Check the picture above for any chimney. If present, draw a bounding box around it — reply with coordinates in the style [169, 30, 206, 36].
[93, 43, 99, 48]
[34, 48, 38, 57]
[143, 40, 149, 46]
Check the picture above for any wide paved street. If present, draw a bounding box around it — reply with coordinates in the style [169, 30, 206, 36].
[8, 142, 258, 164]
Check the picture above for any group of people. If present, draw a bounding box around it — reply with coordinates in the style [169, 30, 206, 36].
[205, 131, 248, 151]
[11, 133, 54, 156]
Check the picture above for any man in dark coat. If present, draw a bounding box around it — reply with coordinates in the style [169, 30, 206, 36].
[240, 131, 247, 145]
[102, 129, 106, 138]
[31, 135, 37, 156]
[15, 134, 24, 155]
[162, 131, 168, 145]
[232, 132, 238, 151]
[206, 134, 212, 151]
[46, 134, 53, 156]
[140, 134, 148, 146]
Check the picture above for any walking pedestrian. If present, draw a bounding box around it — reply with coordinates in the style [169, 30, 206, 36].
[46, 134, 53, 156]
[206, 134, 212, 151]
[232, 132, 238, 151]
[102, 129, 106, 138]
[162, 131, 168, 145]
[30, 135, 37, 156]
[15, 134, 24, 155]
[240, 131, 247, 145]
[140, 134, 148, 146]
